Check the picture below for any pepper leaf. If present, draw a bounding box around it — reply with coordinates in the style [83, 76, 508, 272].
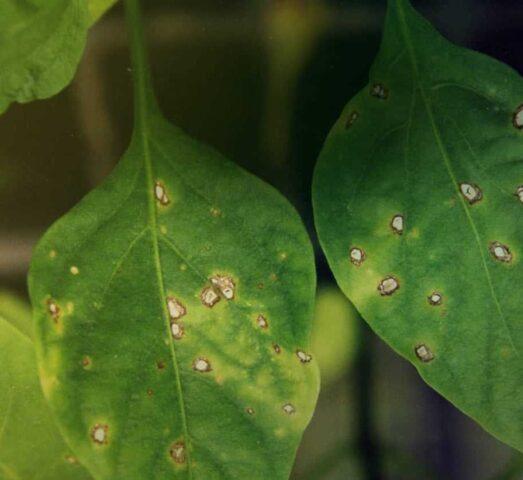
[0, 0, 89, 114]
[313, 0, 522, 451]
[0, 291, 92, 479]
[28, 0, 319, 478]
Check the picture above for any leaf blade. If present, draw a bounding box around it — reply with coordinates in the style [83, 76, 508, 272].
[313, 0, 522, 451]
[29, 9, 319, 469]
[0, 292, 92, 480]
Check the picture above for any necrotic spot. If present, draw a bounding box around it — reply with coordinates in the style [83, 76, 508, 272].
[415, 344, 435, 363]
[91, 424, 108, 445]
[349, 247, 365, 266]
[459, 182, 483, 205]
[169, 442, 186, 464]
[378, 277, 399, 296]
[489, 242, 512, 263]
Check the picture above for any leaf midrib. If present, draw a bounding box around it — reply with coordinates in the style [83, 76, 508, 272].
[139, 117, 194, 476]
[394, 0, 519, 356]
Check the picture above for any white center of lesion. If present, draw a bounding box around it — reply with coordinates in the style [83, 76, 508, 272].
[459, 182, 482, 204]
[391, 214, 404, 235]
[378, 277, 400, 296]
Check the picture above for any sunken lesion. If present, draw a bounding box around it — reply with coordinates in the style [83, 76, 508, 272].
[349, 247, 366, 267]
[91, 424, 109, 445]
[415, 344, 435, 363]
[459, 182, 483, 205]
[154, 181, 170, 206]
[167, 297, 186, 320]
[169, 441, 186, 465]
[489, 241, 513, 263]
[513, 104, 523, 129]
[378, 276, 400, 296]
[192, 357, 212, 373]
[200, 287, 220, 308]
[170, 321, 185, 340]
[256, 314, 269, 330]
[210, 275, 236, 300]
[345, 111, 359, 129]
[46, 298, 61, 322]
[390, 214, 404, 235]
[296, 350, 312, 364]
[427, 292, 443, 306]
[370, 83, 389, 100]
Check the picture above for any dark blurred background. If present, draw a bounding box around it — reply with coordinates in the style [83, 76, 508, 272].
[1, 0, 522, 478]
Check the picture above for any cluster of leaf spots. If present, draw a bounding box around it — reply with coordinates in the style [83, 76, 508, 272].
[313, 0, 522, 452]
[30, 43, 319, 474]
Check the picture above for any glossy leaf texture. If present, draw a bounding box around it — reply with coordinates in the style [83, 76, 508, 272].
[0, 0, 89, 114]
[313, 0, 523, 451]
[0, 291, 92, 479]
[28, 1, 319, 478]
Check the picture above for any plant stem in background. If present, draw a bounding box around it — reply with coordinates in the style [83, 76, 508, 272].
[354, 316, 382, 480]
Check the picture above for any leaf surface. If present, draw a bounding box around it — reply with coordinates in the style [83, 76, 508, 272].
[0, 291, 92, 479]
[28, 1, 319, 478]
[88, 0, 119, 25]
[0, 0, 89, 114]
[313, 0, 523, 451]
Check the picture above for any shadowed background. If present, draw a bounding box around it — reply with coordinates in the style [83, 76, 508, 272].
[0, 0, 522, 478]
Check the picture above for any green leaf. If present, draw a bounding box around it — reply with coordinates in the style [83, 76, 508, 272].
[0, 0, 89, 114]
[0, 291, 92, 479]
[88, 0, 119, 25]
[311, 287, 358, 387]
[28, 0, 319, 478]
[313, 0, 523, 451]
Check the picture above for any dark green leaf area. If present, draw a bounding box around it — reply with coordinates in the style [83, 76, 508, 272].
[29, 113, 319, 479]
[313, 0, 522, 452]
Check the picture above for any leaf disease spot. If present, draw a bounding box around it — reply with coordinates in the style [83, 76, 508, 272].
[489, 242, 513, 263]
[296, 350, 312, 364]
[91, 424, 108, 445]
[170, 322, 184, 340]
[167, 297, 186, 320]
[428, 292, 443, 306]
[349, 247, 366, 266]
[415, 344, 435, 363]
[246, 407, 255, 415]
[273, 344, 282, 354]
[82, 356, 92, 369]
[346, 111, 359, 129]
[370, 83, 389, 100]
[459, 183, 483, 204]
[200, 287, 220, 308]
[515, 185, 523, 203]
[70, 265, 79, 275]
[46, 298, 60, 321]
[256, 315, 269, 329]
[169, 441, 186, 464]
[154, 181, 170, 206]
[210, 275, 236, 300]
[282, 403, 296, 415]
[192, 357, 212, 373]
[513, 104, 523, 129]
[391, 214, 404, 235]
[210, 207, 222, 217]
[378, 276, 400, 296]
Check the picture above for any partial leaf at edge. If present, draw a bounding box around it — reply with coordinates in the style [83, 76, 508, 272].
[88, 0, 119, 25]
[313, 0, 522, 451]
[0, 0, 89, 114]
[0, 291, 92, 479]
[28, 1, 319, 477]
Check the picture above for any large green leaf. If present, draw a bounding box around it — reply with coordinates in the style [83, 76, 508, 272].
[0, 0, 89, 114]
[28, 0, 319, 478]
[0, 291, 92, 479]
[313, 0, 523, 451]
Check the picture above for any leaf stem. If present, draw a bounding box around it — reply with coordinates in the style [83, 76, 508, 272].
[124, 0, 159, 131]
